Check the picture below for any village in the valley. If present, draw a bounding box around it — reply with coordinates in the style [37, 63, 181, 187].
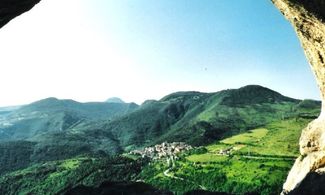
[130, 142, 193, 160]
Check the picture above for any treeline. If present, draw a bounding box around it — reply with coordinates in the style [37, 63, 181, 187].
[139, 157, 287, 195]
[0, 156, 148, 195]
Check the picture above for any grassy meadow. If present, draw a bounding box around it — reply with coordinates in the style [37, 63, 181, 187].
[139, 118, 311, 195]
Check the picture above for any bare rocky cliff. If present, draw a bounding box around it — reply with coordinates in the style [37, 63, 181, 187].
[272, 0, 325, 194]
[0, 0, 41, 28]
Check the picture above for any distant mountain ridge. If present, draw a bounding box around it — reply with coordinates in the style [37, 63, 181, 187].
[0, 98, 139, 141]
[106, 97, 125, 104]
[95, 85, 309, 150]
[0, 85, 321, 175]
[0, 105, 21, 116]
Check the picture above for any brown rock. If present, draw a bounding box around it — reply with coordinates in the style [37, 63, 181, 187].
[272, 0, 325, 194]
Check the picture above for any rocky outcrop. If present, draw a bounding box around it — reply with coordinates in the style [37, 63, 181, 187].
[271, 0, 325, 194]
[0, 0, 41, 28]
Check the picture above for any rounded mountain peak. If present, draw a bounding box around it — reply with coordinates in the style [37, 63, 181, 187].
[220, 85, 298, 106]
[106, 97, 125, 104]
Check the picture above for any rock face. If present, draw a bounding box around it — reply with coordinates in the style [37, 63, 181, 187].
[0, 0, 41, 28]
[271, 0, 325, 194]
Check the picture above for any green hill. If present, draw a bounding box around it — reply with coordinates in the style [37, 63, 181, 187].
[79, 85, 316, 150]
[0, 118, 317, 195]
[0, 98, 139, 174]
[0, 97, 138, 141]
[0, 85, 320, 177]
[0, 85, 321, 194]
[139, 118, 313, 195]
[0, 156, 147, 195]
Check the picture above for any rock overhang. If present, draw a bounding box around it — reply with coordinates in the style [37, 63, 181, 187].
[0, 0, 41, 28]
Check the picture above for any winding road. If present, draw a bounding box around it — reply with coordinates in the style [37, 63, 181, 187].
[163, 168, 207, 190]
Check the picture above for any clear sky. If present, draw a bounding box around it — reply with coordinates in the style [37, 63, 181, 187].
[0, 0, 320, 106]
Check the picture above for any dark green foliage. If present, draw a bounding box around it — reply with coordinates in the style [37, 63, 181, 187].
[0, 98, 139, 174]
[295, 99, 321, 110]
[138, 118, 313, 195]
[0, 156, 147, 195]
[0, 141, 35, 174]
[0, 85, 321, 176]
[184, 190, 230, 195]
[183, 146, 208, 156]
[65, 181, 173, 195]
[0, 85, 321, 195]
[92, 85, 319, 150]
[293, 99, 321, 119]
[219, 85, 298, 106]
[140, 157, 290, 195]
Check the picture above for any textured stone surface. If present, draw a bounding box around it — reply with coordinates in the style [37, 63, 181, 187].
[0, 0, 41, 28]
[272, 0, 325, 194]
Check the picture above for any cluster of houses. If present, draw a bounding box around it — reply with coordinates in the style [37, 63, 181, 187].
[130, 142, 192, 160]
[218, 146, 233, 155]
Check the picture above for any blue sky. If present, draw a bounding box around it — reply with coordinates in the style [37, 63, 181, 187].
[86, 0, 320, 100]
[0, 0, 320, 106]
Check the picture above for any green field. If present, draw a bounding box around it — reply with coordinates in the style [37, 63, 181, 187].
[221, 128, 268, 145]
[204, 118, 307, 158]
[0, 118, 313, 195]
[186, 153, 228, 163]
[0, 86, 320, 194]
[140, 118, 312, 195]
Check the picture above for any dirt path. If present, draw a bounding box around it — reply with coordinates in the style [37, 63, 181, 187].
[163, 168, 207, 190]
[214, 152, 295, 161]
[240, 155, 295, 161]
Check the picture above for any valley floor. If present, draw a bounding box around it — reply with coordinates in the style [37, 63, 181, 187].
[0, 118, 314, 195]
[139, 118, 309, 195]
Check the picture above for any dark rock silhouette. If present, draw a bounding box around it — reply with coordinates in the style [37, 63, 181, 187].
[65, 181, 173, 195]
[0, 0, 41, 28]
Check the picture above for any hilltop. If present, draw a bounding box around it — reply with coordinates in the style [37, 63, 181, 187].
[0, 85, 321, 176]
[106, 97, 125, 104]
[0, 85, 321, 194]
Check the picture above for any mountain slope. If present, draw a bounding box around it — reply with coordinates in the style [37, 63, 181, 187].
[0, 85, 320, 175]
[0, 97, 138, 141]
[0, 85, 321, 194]
[0, 156, 148, 195]
[0, 98, 139, 174]
[0, 106, 21, 115]
[78, 85, 313, 151]
[0, 118, 316, 195]
[140, 118, 311, 195]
